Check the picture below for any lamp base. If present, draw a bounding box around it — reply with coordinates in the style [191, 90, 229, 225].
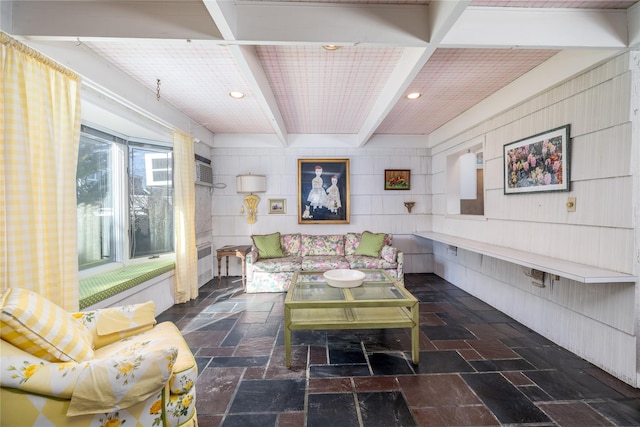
[244, 194, 260, 224]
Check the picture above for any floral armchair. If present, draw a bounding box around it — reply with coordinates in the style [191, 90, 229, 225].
[0, 288, 197, 427]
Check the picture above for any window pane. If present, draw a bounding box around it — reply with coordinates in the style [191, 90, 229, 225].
[77, 135, 113, 269]
[129, 147, 174, 258]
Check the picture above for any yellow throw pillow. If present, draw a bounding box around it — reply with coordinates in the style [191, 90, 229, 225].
[68, 343, 178, 416]
[75, 301, 157, 349]
[0, 288, 94, 362]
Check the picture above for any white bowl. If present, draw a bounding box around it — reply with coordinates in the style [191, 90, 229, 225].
[323, 269, 366, 288]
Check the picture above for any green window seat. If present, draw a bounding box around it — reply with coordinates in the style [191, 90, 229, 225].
[79, 260, 175, 309]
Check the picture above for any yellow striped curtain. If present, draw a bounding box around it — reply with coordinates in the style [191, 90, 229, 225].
[1, 32, 81, 310]
[173, 130, 198, 303]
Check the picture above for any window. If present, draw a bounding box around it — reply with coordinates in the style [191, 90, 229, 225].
[129, 147, 173, 258]
[76, 125, 173, 271]
[76, 132, 114, 269]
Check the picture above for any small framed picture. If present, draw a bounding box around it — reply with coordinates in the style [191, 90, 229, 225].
[385, 169, 411, 190]
[269, 199, 286, 214]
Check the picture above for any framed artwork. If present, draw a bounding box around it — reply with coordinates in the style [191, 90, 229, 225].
[384, 169, 411, 190]
[298, 158, 350, 224]
[504, 124, 571, 195]
[268, 199, 286, 214]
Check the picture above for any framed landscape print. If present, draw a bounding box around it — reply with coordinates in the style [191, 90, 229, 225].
[504, 124, 571, 194]
[269, 199, 286, 214]
[298, 158, 350, 224]
[385, 169, 411, 190]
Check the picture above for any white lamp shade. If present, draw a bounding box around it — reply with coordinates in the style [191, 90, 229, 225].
[459, 152, 477, 200]
[236, 174, 266, 193]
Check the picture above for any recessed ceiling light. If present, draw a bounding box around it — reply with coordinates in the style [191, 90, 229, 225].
[406, 92, 422, 100]
[322, 45, 341, 51]
[229, 91, 245, 99]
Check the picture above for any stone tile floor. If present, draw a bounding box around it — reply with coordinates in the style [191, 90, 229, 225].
[156, 273, 640, 427]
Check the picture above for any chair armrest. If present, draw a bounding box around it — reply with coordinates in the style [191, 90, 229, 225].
[1, 339, 82, 399]
[67, 344, 177, 416]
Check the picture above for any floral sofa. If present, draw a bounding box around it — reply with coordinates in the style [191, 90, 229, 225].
[0, 288, 197, 427]
[246, 231, 403, 293]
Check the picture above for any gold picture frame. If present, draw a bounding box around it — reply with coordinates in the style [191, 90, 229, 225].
[298, 158, 350, 224]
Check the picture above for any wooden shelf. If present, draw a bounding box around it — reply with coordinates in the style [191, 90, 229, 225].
[414, 231, 637, 284]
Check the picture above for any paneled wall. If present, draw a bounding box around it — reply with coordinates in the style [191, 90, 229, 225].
[428, 52, 639, 386]
[209, 144, 433, 276]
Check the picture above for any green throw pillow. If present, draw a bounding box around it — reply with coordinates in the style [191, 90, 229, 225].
[252, 233, 284, 259]
[355, 231, 386, 258]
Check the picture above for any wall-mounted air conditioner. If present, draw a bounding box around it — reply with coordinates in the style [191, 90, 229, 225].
[195, 161, 213, 187]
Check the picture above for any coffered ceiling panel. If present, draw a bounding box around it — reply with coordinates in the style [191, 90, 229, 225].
[257, 46, 404, 134]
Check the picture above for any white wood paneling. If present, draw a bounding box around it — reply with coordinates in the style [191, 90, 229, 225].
[433, 244, 637, 386]
[428, 51, 639, 387]
[485, 178, 633, 228]
[211, 145, 431, 275]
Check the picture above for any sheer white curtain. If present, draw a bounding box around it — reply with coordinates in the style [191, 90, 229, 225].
[1, 32, 81, 310]
[172, 130, 198, 303]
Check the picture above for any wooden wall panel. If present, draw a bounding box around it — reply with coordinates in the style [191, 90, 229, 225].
[433, 243, 637, 386]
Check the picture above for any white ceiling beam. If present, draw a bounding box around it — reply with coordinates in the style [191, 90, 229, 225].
[202, 0, 238, 41]
[355, 1, 469, 147]
[203, 1, 288, 146]
[440, 7, 629, 49]
[229, 45, 289, 147]
[233, 3, 430, 47]
[628, 2, 640, 48]
[5, 1, 223, 40]
[355, 47, 434, 147]
[428, 0, 473, 43]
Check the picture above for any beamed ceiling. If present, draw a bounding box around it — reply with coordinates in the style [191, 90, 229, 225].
[3, 0, 639, 147]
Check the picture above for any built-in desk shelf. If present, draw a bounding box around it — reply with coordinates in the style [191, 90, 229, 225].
[414, 231, 637, 284]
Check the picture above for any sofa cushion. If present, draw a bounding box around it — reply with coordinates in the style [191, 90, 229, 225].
[253, 232, 285, 259]
[302, 234, 345, 256]
[75, 301, 157, 349]
[355, 231, 386, 257]
[93, 321, 196, 394]
[346, 255, 398, 270]
[281, 233, 302, 257]
[251, 256, 302, 273]
[0, 288, 94, 363]
[345, 232, 393, 255]
[301, 255, 351, 271]
[68, 343, 178, 416]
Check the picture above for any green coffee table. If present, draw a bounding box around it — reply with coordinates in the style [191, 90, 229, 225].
[284, 269, 419, 367]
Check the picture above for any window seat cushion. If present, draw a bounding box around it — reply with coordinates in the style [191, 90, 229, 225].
[79, 260, 175, 309]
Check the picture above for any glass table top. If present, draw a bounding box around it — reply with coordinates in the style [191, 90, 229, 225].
[290, 270, 411, 303]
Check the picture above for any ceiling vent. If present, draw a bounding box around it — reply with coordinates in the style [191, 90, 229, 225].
[195, 161, 213, 187]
